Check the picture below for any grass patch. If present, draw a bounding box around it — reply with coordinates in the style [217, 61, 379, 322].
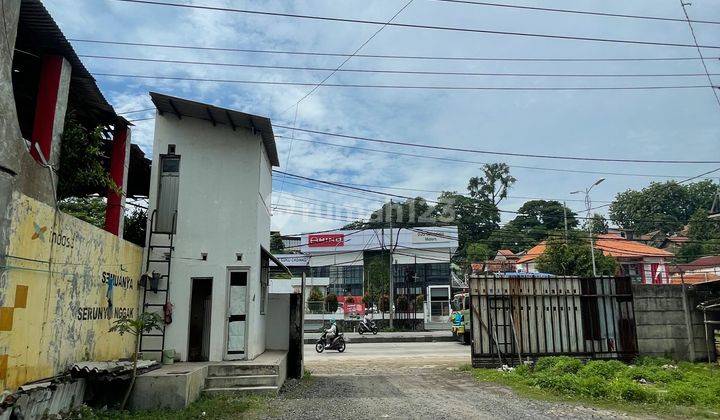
[470, 357, 720, 418]
[69, 395, 268, 420]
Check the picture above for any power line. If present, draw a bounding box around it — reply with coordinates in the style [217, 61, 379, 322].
[107, 0, 720, 50]
[69, 39, 720, 62]
[274, 135, 707, 179]
[118, 107, 154, 115]
[273, 126, 720, 164]
[275, 0, 415, 211]
[93, 72, 716, 92]
[678, 1, 720, 111]
[281, 0, 415, 115]
[79, 54, 720, 78]
[430, 0, 720, 25]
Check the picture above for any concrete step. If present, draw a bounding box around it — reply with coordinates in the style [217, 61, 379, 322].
[205, 374, 277, 388]
[207, 364, 278, 377]
[202, 386, 279, 397]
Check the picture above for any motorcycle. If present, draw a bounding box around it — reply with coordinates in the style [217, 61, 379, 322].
[357, 319, 378, 335]
[315, 331, 346, 353]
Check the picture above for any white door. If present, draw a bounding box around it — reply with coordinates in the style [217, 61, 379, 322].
[226, 270, 248, 360]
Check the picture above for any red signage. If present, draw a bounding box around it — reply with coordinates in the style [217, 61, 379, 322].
[308, 233, 345, 248]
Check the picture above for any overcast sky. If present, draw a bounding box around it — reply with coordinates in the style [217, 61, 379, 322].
[45, 0, 720, 235]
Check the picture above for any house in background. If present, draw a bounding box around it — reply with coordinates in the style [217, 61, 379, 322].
[671, 255, 720, 285]
[516, 234, 673, 284]
[483, 249, 519, 273]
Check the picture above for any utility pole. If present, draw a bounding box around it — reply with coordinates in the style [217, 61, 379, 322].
[571, 178, 605, 277]
[388, 199, 394, 329]
[563, 201, 568, 244]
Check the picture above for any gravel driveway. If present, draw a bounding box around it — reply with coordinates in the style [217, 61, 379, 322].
[258, 343, 640, 420]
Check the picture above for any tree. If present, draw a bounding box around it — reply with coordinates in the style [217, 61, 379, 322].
[516, 200, 578, 232]
[270, 232, 285, 253]
[677, 209, 720, 262]
[486, 223, 537, 254]
[379, 294, 390, 313]
[433, 191, 500, 254]
[536, 237, 618, 277]
[58, 197, 106, 228]
[308, 287, 324, 313]
[57, 118, 116, 200]
[123, 209, 147, 247]
[609, 180, 718, 235]
[343, 197, 436, 229]
[415, 294, 425, 311]
[362, 293, 372, 308]
[396, 295, 409, 312]
[109, 312, 163, 410]
[345, 296, 355, 304]
[364, 254, 390, 302]
[588, 213, 609, 234]
[467, 163, 517, 205]
[325, 293, 339, 313]
[466, 242, 491, 263]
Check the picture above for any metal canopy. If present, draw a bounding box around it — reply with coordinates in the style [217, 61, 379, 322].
[18, 0, 118, 127]
[149, 92, 280, 167]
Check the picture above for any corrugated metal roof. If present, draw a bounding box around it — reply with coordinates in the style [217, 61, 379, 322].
[71, 360, 158, 374]
[149, 92, 280, 167]
[18, 0, 117, 126]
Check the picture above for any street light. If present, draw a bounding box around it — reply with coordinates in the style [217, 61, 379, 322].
[570, 178, 605, 277]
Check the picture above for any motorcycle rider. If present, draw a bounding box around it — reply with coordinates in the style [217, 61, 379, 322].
[325, 318, 339, 348]
[361, 311, 373, 329]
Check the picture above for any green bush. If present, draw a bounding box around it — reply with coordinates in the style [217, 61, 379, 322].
[577, 375, 612, 399]
[531, 373, 582, 394]
[610, 379, 658, 403]
[534, 356, 582, 375]
[579, 360, 628, 380]
[634, 356, 673, 367]
[624, 365, 682, 384]
[665, 382, 698, 405]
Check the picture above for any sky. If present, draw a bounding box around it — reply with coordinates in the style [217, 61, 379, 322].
[44, 0, 720, 235]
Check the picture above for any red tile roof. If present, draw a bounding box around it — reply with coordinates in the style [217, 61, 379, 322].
[516, 235, 672, 264]
[595, 234, 673, 258]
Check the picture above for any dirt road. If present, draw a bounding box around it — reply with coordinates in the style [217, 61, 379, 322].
[260, 342, 639, 419]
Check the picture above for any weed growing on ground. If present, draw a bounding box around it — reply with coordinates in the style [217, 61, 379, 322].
[472, 356, 720, 416]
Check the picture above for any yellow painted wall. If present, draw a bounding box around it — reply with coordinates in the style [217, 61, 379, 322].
[0, 192, 143, 390]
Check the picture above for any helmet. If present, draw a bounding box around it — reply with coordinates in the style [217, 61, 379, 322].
[330, 317, 336, 324]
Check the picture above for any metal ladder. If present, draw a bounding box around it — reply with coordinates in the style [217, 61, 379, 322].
[139, 210, 176, 359]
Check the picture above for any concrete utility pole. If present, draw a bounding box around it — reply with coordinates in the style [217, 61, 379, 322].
[563, 201, 568, 244]
[571, 178, 605, 277]
[388, 199, 394, 329]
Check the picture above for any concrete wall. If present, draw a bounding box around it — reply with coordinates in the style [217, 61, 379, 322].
[147, 113, 271, 361]
[633, 284, 706, 361]
[266, 294, 289, 351]
[1, 192, 143, 390]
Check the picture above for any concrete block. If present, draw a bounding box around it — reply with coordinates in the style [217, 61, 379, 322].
[635, 310, 686, 326]
[129, 365, 207, 411]
[637, 338, 690, 359]
[636, 324, 688, 340]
